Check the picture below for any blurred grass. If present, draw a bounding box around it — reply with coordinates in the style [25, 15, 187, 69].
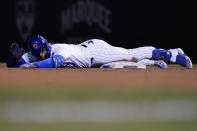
[1, 121, 197, 131]
[0, 87, 197, 131]
[0, 86, 197, 101]
[1, 64, 197, 131]
[0, 62, 6, 67]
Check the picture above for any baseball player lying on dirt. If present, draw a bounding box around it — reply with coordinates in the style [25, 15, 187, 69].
[7, 35, 192, 69]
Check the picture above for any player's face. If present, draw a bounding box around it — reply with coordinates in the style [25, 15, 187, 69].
[38, 48, 47, 60]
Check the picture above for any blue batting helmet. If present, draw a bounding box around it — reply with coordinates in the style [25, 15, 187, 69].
[28, 35, 48, 55]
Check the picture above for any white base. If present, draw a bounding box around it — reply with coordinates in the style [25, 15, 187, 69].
[100, 61, 146, 69]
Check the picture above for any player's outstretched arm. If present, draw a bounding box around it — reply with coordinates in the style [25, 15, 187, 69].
[19, 55, 66, 68]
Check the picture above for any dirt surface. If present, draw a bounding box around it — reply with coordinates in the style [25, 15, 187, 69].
[0, 66, 197, 88]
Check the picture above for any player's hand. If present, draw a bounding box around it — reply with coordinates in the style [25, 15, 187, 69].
[10, 42, 25, 59]
[19, 63, 36, 68]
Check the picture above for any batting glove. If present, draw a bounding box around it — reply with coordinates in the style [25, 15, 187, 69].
[10, 42, 25, 59]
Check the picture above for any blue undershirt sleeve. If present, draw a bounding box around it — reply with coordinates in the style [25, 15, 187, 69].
[33, 55, 66, 68]
[33, 57, 54, 68]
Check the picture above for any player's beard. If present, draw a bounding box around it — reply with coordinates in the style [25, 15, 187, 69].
[37, 48, 47, 60]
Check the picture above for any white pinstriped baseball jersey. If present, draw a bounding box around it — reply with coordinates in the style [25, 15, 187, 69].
[21, 39, 157, 67]
[50, 39, 156, 67]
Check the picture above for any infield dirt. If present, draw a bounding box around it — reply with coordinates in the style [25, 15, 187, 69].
[0, 66, 197, 88]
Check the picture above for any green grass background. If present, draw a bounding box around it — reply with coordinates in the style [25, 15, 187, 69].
[0, 86, 197, 131]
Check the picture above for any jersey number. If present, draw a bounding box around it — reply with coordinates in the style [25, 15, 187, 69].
[80, 40, 94, 48]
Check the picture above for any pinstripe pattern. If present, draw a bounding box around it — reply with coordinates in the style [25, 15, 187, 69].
[85, 39, 155, 66]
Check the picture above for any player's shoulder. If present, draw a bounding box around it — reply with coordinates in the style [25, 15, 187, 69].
[51, 43, 71, 47]
[51, 43, 75, 50]
[50, 43, 75, 58]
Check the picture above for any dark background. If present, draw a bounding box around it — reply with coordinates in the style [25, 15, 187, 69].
[0, 0, 196, 63]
